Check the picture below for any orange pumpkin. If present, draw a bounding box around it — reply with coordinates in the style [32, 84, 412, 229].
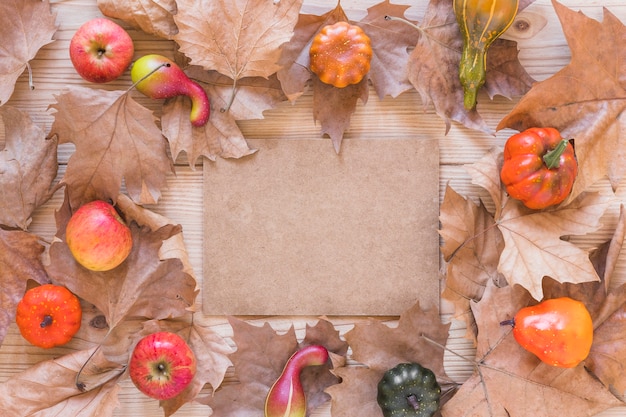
[309, 21, 373, 88]
[16, 284, 82, 348]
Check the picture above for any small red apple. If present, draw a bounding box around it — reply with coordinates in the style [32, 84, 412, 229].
[65, 200, 133, 272]
[129, 331, 197, 400]
[69, 18, 134, 83]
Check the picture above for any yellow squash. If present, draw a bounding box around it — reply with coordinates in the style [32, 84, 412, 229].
[454, 0, 519, 109]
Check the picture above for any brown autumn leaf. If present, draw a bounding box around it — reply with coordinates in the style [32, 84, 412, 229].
[48, 86, 172, 210]
[443, 208, 626, 417]
[441, 149, 613, 309]
[46, 192, 198, 334]
[203, 317, 347, 416]
[0, 229, 49, 346]
[0, 346, 124, 417]
[441, 211, 626, 417]
[496, 189, 612, 301]
[125, 319, 233, 417]
[498, 0, 626, 200]
[326, 302, 457, 417]
[405, 0, 535, 133]
[441, 280, 624, 417]
[0, 0, 57, 105]
[0, 106, 57, 230]
[160, 69, 288, 166]
[277, 1, 420, 153]
[97, 0, 178, 39]
[439, 185, 505, 336]
[172, 0, 301, 105]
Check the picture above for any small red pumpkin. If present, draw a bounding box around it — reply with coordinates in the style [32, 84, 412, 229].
[16, 284, 82, 349]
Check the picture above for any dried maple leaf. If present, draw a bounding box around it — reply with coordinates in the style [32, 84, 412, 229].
[0, 229, 49, 346]
[405, 0, 534, 133]
[439, 185, 505, 337]
[0, 0, 57, 105]
[172, 0, 301, 106]
[49, 86, 173, 210]
[441, 150, 613, 308]
[442, 282, 624, 417]
[46, 193, 197, 335]
[98, 0, 178, 39]
[496, 190, 612, 300]
[498, 1, 626, 200]
[124, 319, 233, 417]
[203, 317, 347, 416]
[441, 211, 626, 417]
[160, 69, 288, 166]
[0, 106, 57, 230]
[277, 1, 420, 153]
[0, 347, 124, 417]
[326, 302, 457, 417]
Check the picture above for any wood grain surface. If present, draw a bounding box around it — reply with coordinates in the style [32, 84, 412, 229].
[1, 0, 625, 416]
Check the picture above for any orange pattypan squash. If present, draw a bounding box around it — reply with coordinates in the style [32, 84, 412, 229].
[309, 21, 372, 88]
[16, 284, 82, 349]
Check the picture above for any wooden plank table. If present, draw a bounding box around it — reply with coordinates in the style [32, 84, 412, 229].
[1, 0, 625, 415]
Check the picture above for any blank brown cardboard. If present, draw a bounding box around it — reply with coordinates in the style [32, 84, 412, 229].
[202, 138, 439, 315]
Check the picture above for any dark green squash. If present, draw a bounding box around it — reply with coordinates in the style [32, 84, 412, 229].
[377, 363, 441, 417]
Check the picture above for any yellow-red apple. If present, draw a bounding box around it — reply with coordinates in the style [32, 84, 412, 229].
[65, 200, 132, 271]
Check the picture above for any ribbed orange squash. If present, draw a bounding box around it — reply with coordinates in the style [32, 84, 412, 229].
[309, 21, 372, 88]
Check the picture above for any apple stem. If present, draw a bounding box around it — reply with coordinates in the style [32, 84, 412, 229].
[220, 78, 238, 113]
[127, 62, 170, 94]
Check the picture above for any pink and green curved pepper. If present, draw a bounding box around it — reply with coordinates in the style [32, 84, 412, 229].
[265, 345, 329, 417]
[130, 54, 210, 127]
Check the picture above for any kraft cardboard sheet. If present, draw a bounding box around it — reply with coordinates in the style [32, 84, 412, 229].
[202, 138, 439, 315]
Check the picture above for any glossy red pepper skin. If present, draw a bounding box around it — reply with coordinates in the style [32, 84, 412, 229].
[506, 297, 593, 368]
[500, 127, 577, 209]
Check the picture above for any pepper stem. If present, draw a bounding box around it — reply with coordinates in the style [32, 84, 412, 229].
[543, 139, 570, 170]
[407, 394, 421, 411]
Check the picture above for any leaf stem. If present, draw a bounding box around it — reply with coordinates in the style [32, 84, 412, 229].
[26, 62, 35, 90]
[384, 15, 457, 52]
[220, 78, 238, 113]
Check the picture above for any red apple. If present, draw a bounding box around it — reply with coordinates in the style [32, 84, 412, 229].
[129, 331, 197, 400]
[69, 18, 134, 83]
[65, 200, 132, 271]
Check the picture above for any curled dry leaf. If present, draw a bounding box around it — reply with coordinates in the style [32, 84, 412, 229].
[439, 185, 505, 338]
[97, 0, 178, 39]
[204, 317, 347, 416]
[0, 346, 124, 417]
[0, 229, 50, 346]
[327, 302, 456, 417]
[49, 86, 172, 210]
[0, 106, 58, 230]
[0, 0, 57, 105]
[498, 0, 626, 202]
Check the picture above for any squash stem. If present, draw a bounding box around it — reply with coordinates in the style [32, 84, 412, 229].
[40, 315, 53, 328]
[543, 139, 570, 170]
[406, 394, 421, 411]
